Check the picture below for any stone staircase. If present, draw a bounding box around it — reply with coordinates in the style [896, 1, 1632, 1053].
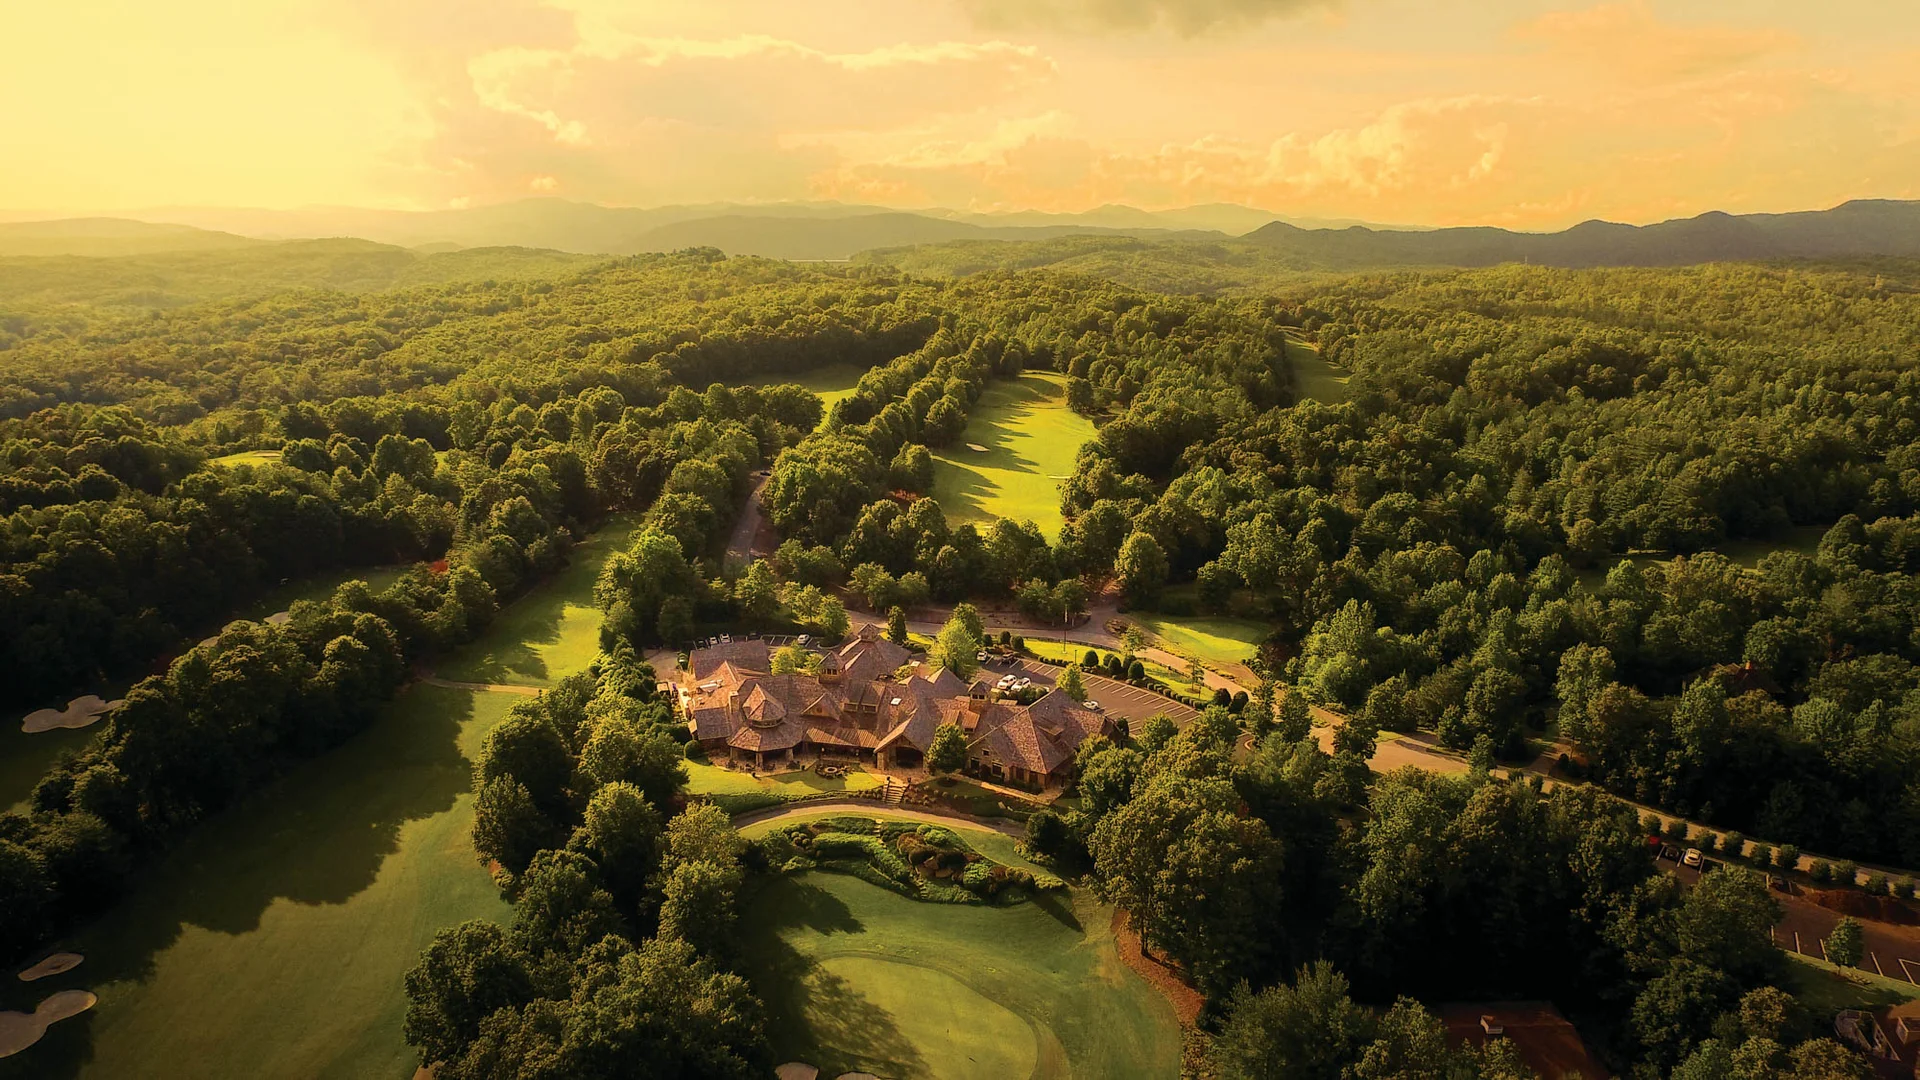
[882, 777, 906, 806]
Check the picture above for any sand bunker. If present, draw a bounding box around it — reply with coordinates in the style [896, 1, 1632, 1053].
[0, 989, 97, 1058]
[21, 696, 123, 734]
[965, 443, 989, 452]
[835, 1073, 881, 1080]
[265, 610, 291, 626]
[17, 954, 82, 982]
[775, 1065, 819, 1080]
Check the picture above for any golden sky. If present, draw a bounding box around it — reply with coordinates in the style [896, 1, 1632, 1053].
[3, 0, 1917, 227]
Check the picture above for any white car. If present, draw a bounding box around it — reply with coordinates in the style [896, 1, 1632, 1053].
[1085, 700, 1102, 712]
[796, 634, 810, 646]
[1682, 848, 1703, 868]
[720, 634, 732, 644]
[1015, 677, 1032, 690]
[976, 649, 989, 662]
[997, 675, 1018, 690]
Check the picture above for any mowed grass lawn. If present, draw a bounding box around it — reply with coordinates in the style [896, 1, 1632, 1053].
[932, 371, 1095, 541]
[737, 868, 1182, 1079]
[0, 685, 513, 1080]
[436, 513, 638, 687]
[747, 363, 870, 429]
[1131, 613, 1269, 667]
[0, 518, 637, 1080]
[1289, 342, 1351, 404]
[686, 761, 884, 797]
[206, 449, 282, 468]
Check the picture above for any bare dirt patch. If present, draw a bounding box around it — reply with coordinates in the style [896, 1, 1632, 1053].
[1111, 909, 1204, 1025]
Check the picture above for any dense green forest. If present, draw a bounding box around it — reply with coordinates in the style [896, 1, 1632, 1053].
[5, 242, 1920, 1077]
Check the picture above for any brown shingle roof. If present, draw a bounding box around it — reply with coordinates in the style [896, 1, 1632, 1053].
[689, 640, 772, 680]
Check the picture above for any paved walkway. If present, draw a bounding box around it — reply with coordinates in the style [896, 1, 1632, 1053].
[723, 472, 773, 572]
[419, 676, 542, 697]
[730, 799, 1026, 837]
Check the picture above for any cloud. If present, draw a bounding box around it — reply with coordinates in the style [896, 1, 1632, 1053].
[813, 95, 1524, 213]
[957, 0, 1336, 36]
[1512, 1, 1797, 81]
[344, 0, 1059, 206]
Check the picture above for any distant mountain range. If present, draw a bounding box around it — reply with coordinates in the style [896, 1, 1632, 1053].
[0, 199, 1413, 261]
[3, 197, 1919, 268]
[1241, 200, 1920, 268]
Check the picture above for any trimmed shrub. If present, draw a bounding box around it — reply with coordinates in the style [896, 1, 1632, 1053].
[1723, 832, 1746, 860]
[1834, 860, 1859, 887]
[1809, 859, 1833, 885]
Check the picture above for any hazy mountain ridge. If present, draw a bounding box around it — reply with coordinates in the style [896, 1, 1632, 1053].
[1242, 199, 1920, 268]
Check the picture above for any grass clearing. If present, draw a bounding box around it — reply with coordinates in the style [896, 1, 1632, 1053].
[1574, 525, 1835, 591]
[0, 518, 639, 1080]
[1289, 343, 1351, 404]
[205, 449, 281, 468]
[436, 514, 639, 687]
[1782, 950, 1920, 1017]
[931, 371, 1096, 541]
[1130, 614, 1269, 667]
[739, 870, 1182, 1080]
[1, 725, 92, 816]
[687, 762, 884, 798]
[747, 363, 870, 428]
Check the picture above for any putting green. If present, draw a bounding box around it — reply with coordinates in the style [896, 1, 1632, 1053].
[931, 371, 1095, 541]
[0, 518, 639, 1080]
[800, 956, 1038, 1080]
[741, 870, 1181, 1080]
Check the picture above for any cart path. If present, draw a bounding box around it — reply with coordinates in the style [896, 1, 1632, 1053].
[729, 799, 1026, 837]
[419, 676, 543, 696]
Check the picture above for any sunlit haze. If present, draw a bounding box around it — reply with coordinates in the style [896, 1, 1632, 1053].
[4, 0, 1918, 227]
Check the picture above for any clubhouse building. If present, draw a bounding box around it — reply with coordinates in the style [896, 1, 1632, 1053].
[678, 624, 1115, 788]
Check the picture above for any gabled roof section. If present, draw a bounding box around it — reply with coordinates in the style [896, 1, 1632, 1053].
[689, 640, 772, 680]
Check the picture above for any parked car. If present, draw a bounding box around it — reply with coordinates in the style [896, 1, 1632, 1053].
[796, 634, 810, 646]
[1659, 845, 1681, 861]
[997, 674, 1018, 690]
[1682, 848, 1703, 868]
[1086, 700, 1102, 712]
[720, 634, 732, 644]
[976, 650, 988, 662]
[1015, 677, 1032, 690]
[1769, 875, 1791, 892]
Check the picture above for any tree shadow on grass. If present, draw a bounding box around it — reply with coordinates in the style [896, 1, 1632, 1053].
[1029, 891, 1083, 934]
[435, 520, 635, 687]
[0, 684, 481, 1080]
[738, 917, 923, 1080]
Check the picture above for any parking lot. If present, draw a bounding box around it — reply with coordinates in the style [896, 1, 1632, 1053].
[1666, 855, 1920, 983]
[982, 655, 1200, 730]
